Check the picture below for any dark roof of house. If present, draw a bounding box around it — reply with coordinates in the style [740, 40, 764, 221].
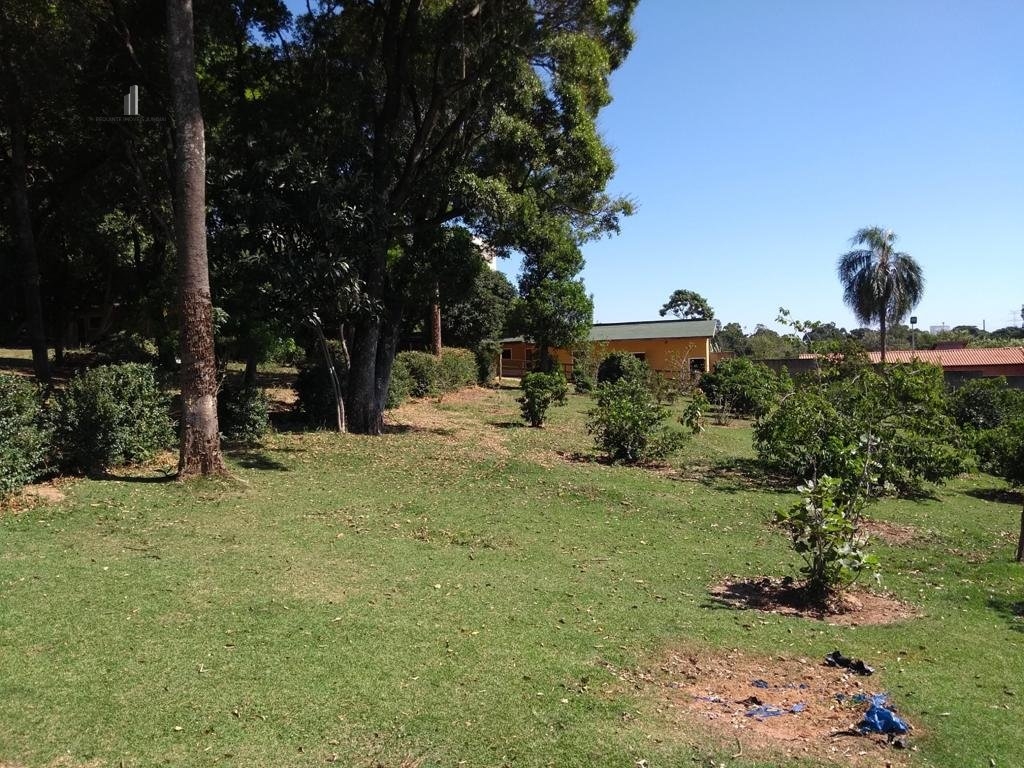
[588, 319, 717, 341]
[502, 319, 717, 344]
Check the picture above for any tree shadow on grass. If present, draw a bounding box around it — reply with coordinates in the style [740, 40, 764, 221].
[383, 423, 456, 437]
[988, 596, 1024, 633]
[489, 420, 524, 429]
[675, 457, 793, 494]
[95, 471, 177, 484]
[226, 450, 290, 471]
[965, 487, 1022, 506]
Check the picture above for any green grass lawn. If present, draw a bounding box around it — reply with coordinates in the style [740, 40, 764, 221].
[2, 387, 1022, 767]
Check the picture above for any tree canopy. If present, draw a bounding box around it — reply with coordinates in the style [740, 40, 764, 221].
[659, 289, 714, 320]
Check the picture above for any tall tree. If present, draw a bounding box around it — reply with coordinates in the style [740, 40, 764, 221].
[659, 289, 714, 320]
[167, 0, 225, 476]
[837, 227, 924, 363]
[286, 0, 637, 434]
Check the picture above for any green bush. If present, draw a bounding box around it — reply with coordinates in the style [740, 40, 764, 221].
[91, 331, 159, 365]
[755, 362, 966, 497]
[587, 377, 686, 464]
[396, 351, 440, 397]
[518, 371, 568, 427]
[438, 347, 477, 392]
[698, 357, 790, 417]
[974, 417, 1024, 562]
[596, 351, 648, 385]
[949, 377, 1024, 432]
[54, 363, 175, 472]
[680, 390, 710, 434]
[386, 356, 412, 410]
[774, 475, 878, 601]
[474, 340, 502, 386]
[218, 382, 270, 443]
[0, 374, 51, 499]
[295, 340, 348, 427]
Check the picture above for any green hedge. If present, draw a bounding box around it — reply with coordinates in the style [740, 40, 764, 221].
[53, 363, 175, 473]
[0, 374, 50, 499]
[219, 381, 270, 443]
[390, 348, 477, 408]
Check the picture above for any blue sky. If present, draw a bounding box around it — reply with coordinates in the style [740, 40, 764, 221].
[282, 1, 1024, 333]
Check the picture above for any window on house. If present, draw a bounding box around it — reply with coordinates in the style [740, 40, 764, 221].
[690, 358, 706, 373]
[633, 353, 646, 362]
[501, 349, 512, 360]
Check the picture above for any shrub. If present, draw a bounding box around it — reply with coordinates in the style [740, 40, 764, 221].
[949, 377, 1024, 432]
[596, 351, 648, 385]
[975, 418, 1024, 561]
[587, 377, 686, 463]
[295, 340, 348, 427]
[755, 363, 966, 497]
[396, 351, 441, 397]
[774, 475, 879, 601]
[518, 371, 568, 427]
[0, 374, 50, 499]
[437, 347, 477, 392]
[386, 356, 412, 410]
[91, 331, 159, 365]
[646, 370, 679, 405]
[680, 390, 710, 434]
[53, 363, 175, 472]
[572, 341, 606, 394]
[474, 340, 502, 386]
[698, 357, 790, 417]
[218, 381, 270, 443]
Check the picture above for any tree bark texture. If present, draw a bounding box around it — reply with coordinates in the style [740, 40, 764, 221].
[430, 282, 442, 356]
[167, 0, 226, 477]
[8, 103, 50, 380]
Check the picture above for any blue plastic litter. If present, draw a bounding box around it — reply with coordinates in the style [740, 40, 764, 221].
[751, 679, 770, 689]
[745, 705, 784, 719]
[790, 702, 807, 713]
[858, 693, 909, 735]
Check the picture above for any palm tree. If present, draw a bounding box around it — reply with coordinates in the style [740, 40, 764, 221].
[837, 227, 924, 362]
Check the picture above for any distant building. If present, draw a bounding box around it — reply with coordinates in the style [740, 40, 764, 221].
[865, 347, 1024, 387]
[501, 319, 722, 378]
[929, 324, 950, 334]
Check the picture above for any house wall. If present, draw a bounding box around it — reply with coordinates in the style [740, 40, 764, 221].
[500, 337, 712, 378]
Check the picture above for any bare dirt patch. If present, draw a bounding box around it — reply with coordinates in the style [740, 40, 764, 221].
[709, 578, 920, 626]
[19, 482, 67, 504]
[385, 389, 510, 457]
[862, 519, 923, 546]
[626, 648, 917, 765]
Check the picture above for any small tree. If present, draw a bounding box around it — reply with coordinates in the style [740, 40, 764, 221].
[698, 357, 790, 418]
[774, 472, 879, 602]
[596, 351, 647, 385]
[976, 419, 1024, 562]
[518, 371, 568, 428]
[587, 377, 685, 464]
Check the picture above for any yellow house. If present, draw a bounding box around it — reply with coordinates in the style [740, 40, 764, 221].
[500, 319, 720, 378]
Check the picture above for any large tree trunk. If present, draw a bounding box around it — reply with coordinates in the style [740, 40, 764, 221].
[167, 0, 226, 477]
[374, 298, 404, 415]
[879, 314, 887, 364]
[8, 103, 49, 380]
[347, 317, 382, 434]
[430, 282, 442, 356]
